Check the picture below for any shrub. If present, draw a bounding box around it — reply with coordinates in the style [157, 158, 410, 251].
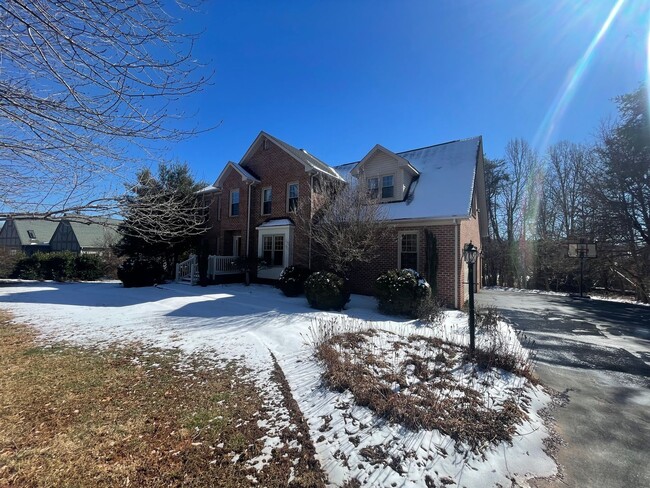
[304, 271, 349, 311]
[40, 252, 76, 281]
[0, 249, 23, 278]
[74, 254, 105, 281]
[278, 265, 312, 297]
[374, 269, 431, 317]
[416, 295, 443, 324]
[12, 254, 43, 280]
[117, 256, 165, 288]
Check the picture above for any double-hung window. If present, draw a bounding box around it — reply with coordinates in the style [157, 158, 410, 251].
[262, 235, 284, 266]
[368, 175, 394, 199]
[230, 189, 240, 216]
[262, 187, 272, 215]
[399, 232, 418, 270]
[287, 183, 299, 212]
[367, 178, 379, 199]
[381, 175, 394, 199]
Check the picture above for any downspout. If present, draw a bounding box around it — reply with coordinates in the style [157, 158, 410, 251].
[454, 218, 459, 309]
[246, 181, 252, 258]
[308, 174, 313, 268]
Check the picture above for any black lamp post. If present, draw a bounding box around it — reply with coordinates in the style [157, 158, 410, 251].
[463, 241, 479, 356]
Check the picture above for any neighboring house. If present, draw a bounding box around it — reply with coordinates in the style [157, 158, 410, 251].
[200, 131, 487, 308]
[0, 216, 121, 255]
[0, 218, 59, 255]
[49, 217, 122, 254]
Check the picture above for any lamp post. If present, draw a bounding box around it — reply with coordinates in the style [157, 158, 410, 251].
[463, 242, 479, 356]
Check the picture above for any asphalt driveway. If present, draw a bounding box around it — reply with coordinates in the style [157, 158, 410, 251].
[477, 289, 650, 488]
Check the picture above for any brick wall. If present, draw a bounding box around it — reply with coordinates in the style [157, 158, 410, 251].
[241, 142, 313, 265]
[459, 213, 482, 304]
[346, 223, 460, 307]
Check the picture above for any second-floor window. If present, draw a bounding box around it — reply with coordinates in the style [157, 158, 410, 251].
[382, 175, 394, 199]
[230, 189, 240, 216]
[287, 183, 299, 212]
[262, 187, 272, 215]
[367, 178, 379, 199]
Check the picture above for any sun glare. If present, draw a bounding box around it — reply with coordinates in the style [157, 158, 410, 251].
[522, 0, 628, 244]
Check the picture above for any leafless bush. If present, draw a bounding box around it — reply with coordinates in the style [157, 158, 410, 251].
[416, 296, 444, 325]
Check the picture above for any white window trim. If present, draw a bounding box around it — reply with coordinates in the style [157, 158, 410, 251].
[397, 230, 419, 270]
[381, 174, 395, 200]
[367, 174, 395, 201]
[229, 189, 240, 217]
[287, 181, 299, 213]
[261, 186, 272, 215]
[256, 223, 294, 280]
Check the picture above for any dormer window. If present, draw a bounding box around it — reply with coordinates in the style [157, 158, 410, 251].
[381, 175, 394, 199]
[367, 178, 379, 199]
[27, 230, 36, 240]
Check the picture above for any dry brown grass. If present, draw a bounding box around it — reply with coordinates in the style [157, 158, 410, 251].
[0, 311, 322, 487]
[317, 331, 530, 453]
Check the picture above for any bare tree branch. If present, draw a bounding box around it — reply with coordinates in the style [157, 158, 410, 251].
[0, 0, 212, 216]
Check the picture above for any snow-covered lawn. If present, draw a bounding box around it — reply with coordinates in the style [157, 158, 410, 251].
[0, 282, 557, 487]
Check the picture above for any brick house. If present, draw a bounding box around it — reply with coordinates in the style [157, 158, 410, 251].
[198, 131, 487, 308]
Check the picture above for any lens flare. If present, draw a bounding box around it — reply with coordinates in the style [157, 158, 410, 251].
[521, 0, 627, 246]
[533, 0, 626, 151]
[647, 10, 650, 115]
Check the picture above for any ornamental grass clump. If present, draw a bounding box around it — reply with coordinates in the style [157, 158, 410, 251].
[375, 269, 431, 317]
[304, 271, 349, 311]
[278, 265, 312, 297]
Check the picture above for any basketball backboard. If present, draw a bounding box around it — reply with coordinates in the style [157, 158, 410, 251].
[568, 242, 597, 258]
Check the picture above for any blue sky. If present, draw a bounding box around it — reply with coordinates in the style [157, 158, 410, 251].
[168, 0, 648, 183]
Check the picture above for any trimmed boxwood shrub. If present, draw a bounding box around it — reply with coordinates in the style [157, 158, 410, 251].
[304, 271, 349, 311]
[278, 265, 312, 297]
[117, 256, 165, 288]
[375, 269, 431, 317]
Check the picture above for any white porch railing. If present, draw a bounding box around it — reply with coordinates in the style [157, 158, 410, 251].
[175, 254, 198, 285]
[176, 254, 240, 285]
[207, 255, 239, 278]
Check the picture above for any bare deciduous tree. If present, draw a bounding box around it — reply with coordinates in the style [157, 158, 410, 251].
[0, 0, 210, 218]
[295, 180, 389, 277]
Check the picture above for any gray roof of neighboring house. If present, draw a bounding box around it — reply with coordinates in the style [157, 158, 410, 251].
[65, 218, 122, 249]
[11, 219, 60, 246]
[334, 136, 483, 221]
[261, 132, 344, 181]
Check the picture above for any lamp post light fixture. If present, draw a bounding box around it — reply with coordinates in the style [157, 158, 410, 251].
[463, 241, 479, 356]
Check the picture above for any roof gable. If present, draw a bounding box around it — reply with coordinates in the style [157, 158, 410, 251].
[240, 131, 344, 181]
[12, 218, 59, 245]
[334, 136, 483, 221]
[351, 144, 419, 177]
[213, 161, 260, 188]
[67, 219, 121, 248]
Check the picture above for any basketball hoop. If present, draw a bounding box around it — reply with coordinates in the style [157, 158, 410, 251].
[567, 241, 597, 258]
[567, 239, 597, 297]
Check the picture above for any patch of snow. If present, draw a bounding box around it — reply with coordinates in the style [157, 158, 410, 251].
[0, 282, 557, 486]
